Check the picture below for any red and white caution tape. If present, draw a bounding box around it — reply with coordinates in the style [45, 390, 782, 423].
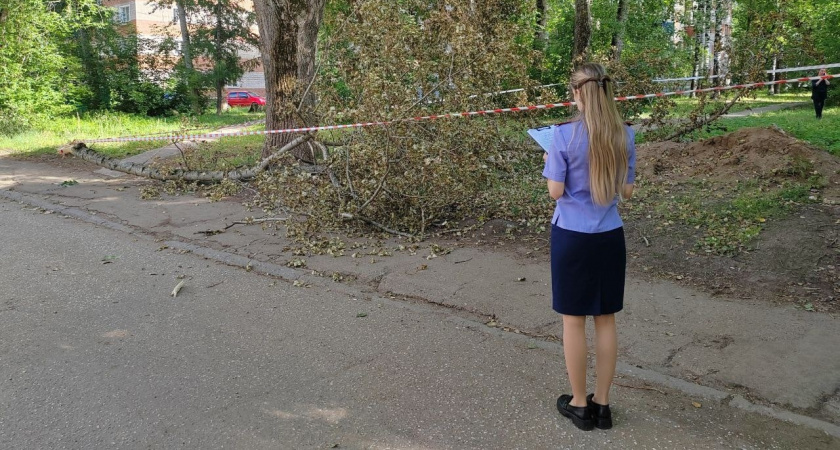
[653, 62, 840, 83]
[614, 74, 833, 101]
[83, 74, 834, 144]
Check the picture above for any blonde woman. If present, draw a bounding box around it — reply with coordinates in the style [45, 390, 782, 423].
[541, 63, 636, 431]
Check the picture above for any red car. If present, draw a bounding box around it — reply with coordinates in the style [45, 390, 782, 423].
[226, 91, 266, 111]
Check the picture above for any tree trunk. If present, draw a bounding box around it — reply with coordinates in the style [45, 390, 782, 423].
[610, 0, 627, 61]
[215, 79, 224, 115]
[572, 0, 591, 66]
[253, 0, 326, 161]
[691, 39, 700, 97]
[534, 0, 548, 49]
[689, 0, 698, 97]
[706, 0, 715, 80]
[712, 3, 722, 97]
[175, 0, 192, 70]
[296, 1, 322, 118]
[175, 0, 201, 114]
[214, 7, 223, 115]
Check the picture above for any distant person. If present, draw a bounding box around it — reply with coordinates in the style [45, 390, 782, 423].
[812, 68, 830, 119]
[541, 62, 636, 431]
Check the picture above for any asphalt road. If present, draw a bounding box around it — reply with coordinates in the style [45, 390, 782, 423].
[0, 199, 836, 449]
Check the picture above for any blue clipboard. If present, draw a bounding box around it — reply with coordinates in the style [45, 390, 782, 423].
[527, 125, 556, 152]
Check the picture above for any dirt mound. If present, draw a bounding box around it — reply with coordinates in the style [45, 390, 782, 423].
[639, 126, 840, 198]
[627, 126, 840, 312]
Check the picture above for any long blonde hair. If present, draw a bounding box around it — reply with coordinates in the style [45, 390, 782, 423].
[571, 63, 629, 206]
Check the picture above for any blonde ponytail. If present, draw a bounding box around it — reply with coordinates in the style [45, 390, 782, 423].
[570, 63, 629, 206]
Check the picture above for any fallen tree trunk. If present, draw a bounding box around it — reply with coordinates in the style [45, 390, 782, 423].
[59, 134, 313, 182]
[664, 90, 745, 141]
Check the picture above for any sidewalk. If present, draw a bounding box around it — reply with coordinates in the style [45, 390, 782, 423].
[721, 101, 809, 118]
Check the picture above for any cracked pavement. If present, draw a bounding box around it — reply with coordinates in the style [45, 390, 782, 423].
[1, 155, 839, 447]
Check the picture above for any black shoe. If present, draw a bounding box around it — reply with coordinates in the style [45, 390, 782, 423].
[586, 393, 613, 430]
[557, 395, 594, 431]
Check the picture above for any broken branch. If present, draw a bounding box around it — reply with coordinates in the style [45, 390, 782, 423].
[59, 133, 313, 182]
[341, 212, 414, 239]
[664, 90, 746, 141]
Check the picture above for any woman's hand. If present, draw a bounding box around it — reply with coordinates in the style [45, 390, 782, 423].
[622, 184, 635, 200]
[543, 152, 548, 163]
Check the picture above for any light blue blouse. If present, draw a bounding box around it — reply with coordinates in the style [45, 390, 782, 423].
[542, 121, 636, 233]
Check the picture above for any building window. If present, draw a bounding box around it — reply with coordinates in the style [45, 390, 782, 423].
[116, 4, 130, 24]
[173, 7, 179, 24]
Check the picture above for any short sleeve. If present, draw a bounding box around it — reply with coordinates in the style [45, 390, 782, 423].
[542, 127, 568, 182]
[626, 126, 637, 184]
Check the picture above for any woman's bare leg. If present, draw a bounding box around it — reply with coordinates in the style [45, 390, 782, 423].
[593, 313, 617, 404]
[562, 314, 588, 407]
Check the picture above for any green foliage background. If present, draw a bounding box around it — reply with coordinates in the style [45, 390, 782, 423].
[0, 0, 75, 134]
[2, 0, 839, 238]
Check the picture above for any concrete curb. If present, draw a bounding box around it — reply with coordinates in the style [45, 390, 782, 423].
[2, 187, 838, 438]
[729, 395, 840, 438]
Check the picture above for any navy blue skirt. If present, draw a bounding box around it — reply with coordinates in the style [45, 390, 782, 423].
[550, 225, 626, 316]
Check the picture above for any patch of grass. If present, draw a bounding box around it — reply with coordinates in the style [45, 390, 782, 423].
[179, 133, 266, 171]
[777, 183, 813, 201]
[0, 109, 264, 158]
[641, 179, 819, 255]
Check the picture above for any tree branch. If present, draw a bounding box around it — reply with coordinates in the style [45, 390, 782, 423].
[60, 133, 313, 182]
[173, 141, 191, 171]
[664, 89, 746, 141]
[355, 153, 390, 214]
[340, 213, 414, 239]
[297, 60, 321, 113]
[344, 147, 357, 199]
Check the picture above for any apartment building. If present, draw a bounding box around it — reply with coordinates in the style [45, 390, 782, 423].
[104, 0, 265, 95]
